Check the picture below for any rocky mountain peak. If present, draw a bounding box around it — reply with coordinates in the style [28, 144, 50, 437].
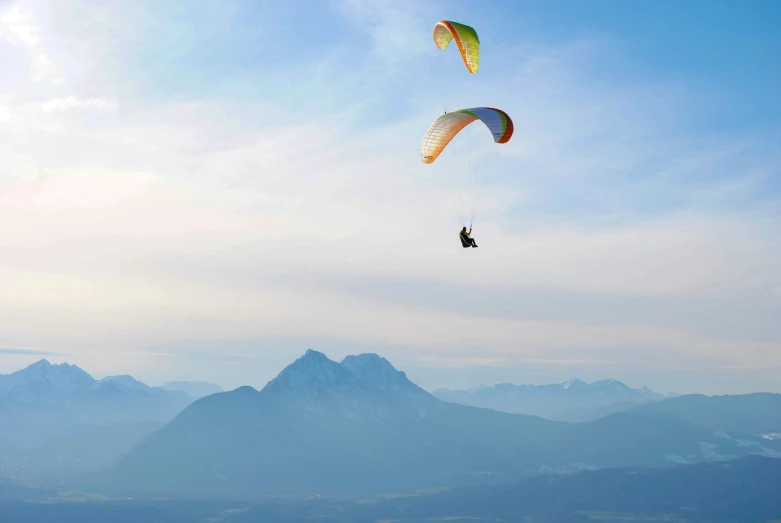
[261, 349, 358, 394]
[341, 353, 422, 393]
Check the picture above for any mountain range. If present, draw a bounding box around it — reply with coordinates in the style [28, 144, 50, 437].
[0, 359, 192, 409]
[3, 352, 780, 498]
[97, 350, 781, 497]
[636, 392, 781, 435]
[433, 379, 668, 422]
[0, 360, 195, 485]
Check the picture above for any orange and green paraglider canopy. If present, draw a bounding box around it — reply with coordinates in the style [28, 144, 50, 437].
[433, 20, 480, 74]
[421, 107, 513, 164]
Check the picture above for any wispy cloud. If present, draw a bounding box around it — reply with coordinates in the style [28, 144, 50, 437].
[0, 346, 64, 356]
[338, 0, 432, 67]
[417, 355, 612, 368]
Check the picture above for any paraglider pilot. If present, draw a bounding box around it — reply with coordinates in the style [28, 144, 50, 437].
[460, 226, 478, 248]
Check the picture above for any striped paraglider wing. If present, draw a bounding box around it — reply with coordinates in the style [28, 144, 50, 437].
[433, 20, 480, 74]
[421, 107, 513, 164]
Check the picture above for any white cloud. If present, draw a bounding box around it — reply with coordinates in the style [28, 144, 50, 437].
[1, 3, 65, 84]
[1, 6, 38, 46]
[30, 53, 64, 83]
[40, 96, 115, 112]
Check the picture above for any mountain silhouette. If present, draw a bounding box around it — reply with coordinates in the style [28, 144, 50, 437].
[0, 360, 94, 405]
[635, 392, 781, 435]
[434, 378, 666, 422]
[0, 360, 193, 485]
[100, 350, 781, 497]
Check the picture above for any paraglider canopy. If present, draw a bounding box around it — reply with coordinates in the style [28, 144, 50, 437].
[421, 107, 513, 164]
[433, 20, 480, 74]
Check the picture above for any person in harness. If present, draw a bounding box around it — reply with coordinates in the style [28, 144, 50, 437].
[459, 226, 478, 248]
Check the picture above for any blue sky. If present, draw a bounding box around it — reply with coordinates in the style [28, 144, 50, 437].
[0, 0, 779, 394]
